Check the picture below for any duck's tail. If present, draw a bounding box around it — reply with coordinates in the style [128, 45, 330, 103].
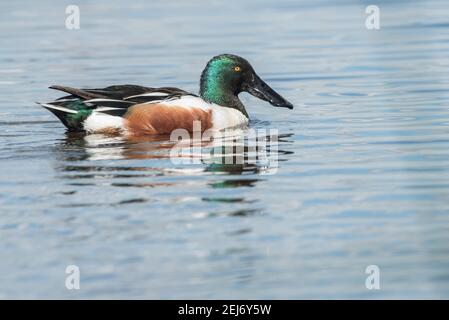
[37, 100, 92, 131]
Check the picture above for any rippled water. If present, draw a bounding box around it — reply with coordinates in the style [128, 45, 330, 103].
[2, 0, 449, 298]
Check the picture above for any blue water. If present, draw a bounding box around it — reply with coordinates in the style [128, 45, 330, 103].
[1, 0, 449, 298]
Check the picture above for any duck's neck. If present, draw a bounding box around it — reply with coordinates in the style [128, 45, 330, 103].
[199, 73, 248, 118]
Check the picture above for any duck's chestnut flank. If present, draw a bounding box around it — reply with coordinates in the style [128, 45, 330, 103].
[124, 104, 213, 136]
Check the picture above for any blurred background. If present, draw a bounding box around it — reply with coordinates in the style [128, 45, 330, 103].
[1, 0, 449, 298]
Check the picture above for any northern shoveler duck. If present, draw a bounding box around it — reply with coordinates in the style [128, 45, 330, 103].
[39, 54, 293, 136]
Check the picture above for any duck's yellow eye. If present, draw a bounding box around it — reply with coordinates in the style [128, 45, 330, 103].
[234, 66, 241, 72]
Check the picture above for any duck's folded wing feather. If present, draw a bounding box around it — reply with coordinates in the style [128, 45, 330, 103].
[48, 84, 196, 112]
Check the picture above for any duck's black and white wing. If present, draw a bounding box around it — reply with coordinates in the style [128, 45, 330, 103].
[38, 84, 197, 131]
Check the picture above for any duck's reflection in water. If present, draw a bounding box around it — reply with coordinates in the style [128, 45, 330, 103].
[57, 129, 292, 172]
[53, 130, 293, 250]
[54, 129, 293, 195]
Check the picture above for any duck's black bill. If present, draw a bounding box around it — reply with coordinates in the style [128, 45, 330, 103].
[246, 74, 293, 109]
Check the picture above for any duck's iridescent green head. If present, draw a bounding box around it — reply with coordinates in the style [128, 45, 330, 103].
[199, 54, 293, 116]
